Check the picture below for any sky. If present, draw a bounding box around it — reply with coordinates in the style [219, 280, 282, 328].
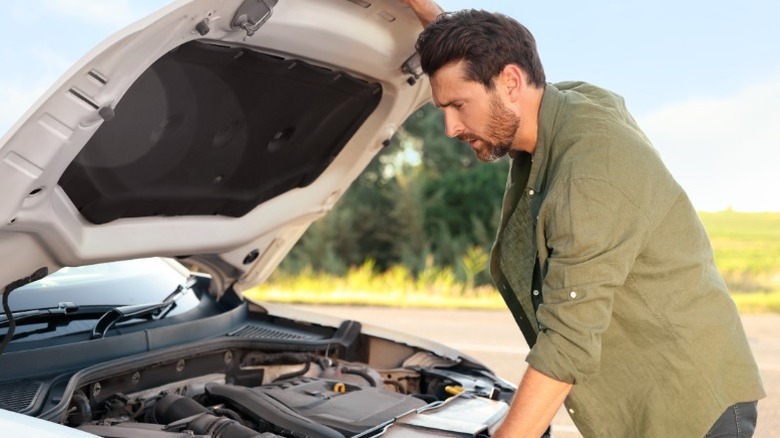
[1, 0, 778, 212]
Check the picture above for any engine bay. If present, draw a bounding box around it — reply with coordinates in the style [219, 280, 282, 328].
[0, 302, 513, 438]
[65, 348, 510, 438]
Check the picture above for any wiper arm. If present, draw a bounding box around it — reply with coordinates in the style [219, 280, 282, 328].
[0, 302, 80, 326]
[91, 276, 196, 339]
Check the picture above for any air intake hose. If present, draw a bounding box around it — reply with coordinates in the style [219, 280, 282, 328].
[153, 394, 272, 438]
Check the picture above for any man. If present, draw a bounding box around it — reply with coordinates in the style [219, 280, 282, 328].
[400, 1, 765, 437]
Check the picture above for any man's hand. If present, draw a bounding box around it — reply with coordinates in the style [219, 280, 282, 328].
[399, 0, 443, 27]
[493, 366, 573, 438]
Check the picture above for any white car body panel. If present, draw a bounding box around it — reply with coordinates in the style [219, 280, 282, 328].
[0, 408, 99, 437]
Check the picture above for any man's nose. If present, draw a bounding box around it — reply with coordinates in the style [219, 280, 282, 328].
[443, 110, 463, 138]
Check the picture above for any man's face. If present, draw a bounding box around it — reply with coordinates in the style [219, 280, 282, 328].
[430, 61, 520, 162]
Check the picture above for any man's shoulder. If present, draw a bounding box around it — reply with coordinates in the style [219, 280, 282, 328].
[544, 81, 651, 154]
[542, 82, 679, 209]
[552, 80, 625, 104]
[549, 81, 630, 125]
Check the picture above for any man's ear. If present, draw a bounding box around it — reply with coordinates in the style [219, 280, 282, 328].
[501, 64, 526, 103]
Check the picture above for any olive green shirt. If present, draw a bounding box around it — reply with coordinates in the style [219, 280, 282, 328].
[490, 82, 765, 437]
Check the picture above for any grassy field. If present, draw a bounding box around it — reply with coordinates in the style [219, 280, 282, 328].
[699, 211, 780, 292]
[700, 211, 780, 313]
[247, 211, 780, 313]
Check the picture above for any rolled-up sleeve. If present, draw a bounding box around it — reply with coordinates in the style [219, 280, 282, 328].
[526, 176, 652, 384]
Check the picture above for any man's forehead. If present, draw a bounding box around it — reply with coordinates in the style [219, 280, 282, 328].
[430, 62, 485, 107]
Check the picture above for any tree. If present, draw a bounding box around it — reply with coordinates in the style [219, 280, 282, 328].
[279, 103, 509, 286]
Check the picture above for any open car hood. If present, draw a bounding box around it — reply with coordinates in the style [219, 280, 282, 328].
[0, 0, 430, 297]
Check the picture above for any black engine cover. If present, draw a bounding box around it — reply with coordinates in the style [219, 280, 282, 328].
[206, 378, 426, 437]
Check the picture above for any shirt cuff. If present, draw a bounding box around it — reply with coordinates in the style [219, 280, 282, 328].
[526, 329, 598, 384]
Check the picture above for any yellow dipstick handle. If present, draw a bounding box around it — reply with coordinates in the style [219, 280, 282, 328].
[333, 382, 346, 393]
[444, 385, 464, 396]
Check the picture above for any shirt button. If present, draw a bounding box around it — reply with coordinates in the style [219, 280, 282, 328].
[569, 291, 577, 299]
[528, 189, 535, 196]
[568, 408, 575, 414]
[532, 289, 540, 296]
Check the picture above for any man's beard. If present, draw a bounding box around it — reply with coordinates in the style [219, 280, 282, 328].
[458, 94, 520, 162]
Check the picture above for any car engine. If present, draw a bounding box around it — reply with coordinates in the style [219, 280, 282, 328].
[0, 283, 513, 438]
[57, 348, 510, 438]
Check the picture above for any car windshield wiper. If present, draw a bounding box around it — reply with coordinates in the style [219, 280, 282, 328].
[0, 301, 81, 326]
[90, 276, 197, 339]
[1, 276, 197, 346]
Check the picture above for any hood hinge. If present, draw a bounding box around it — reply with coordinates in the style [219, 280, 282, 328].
[232, 0, 279, 37]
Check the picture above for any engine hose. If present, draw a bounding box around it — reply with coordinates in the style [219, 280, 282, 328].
[152, 394, 209, 424]
[153, 394, 263, 438]
[213, 407, 245, 422]
[272, 361, 311, 382]
[187, 412, 262, 438]
[341, 367, 377, 387]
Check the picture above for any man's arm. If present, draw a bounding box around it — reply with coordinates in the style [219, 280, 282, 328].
[494, 366, 572, 438]
[400, 0, 443, 27]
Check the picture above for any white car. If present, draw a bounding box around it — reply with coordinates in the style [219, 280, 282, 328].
[0, 1, 518, 437]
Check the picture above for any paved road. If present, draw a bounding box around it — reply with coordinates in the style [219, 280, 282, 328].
[290, 305, 779, 437]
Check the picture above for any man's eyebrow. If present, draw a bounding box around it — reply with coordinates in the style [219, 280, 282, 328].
[434, 100, 454, 109]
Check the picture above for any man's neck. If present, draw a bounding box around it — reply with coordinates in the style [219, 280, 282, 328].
[513, 86, 545, 155]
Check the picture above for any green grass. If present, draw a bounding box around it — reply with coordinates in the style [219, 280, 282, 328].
[246, 275, 780, 314]
[730, 291, 780, 314]
[247, 261, 504, 310]
[247, 212, 780, 313]
[699, 211, 780, 293]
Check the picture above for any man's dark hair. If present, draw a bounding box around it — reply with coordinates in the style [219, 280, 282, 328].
[416, 9, 546, 89]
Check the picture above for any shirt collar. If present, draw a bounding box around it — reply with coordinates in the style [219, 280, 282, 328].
[526, 83, 563, 194]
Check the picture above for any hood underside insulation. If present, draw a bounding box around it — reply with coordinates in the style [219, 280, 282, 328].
[59, 41, 382, 224]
